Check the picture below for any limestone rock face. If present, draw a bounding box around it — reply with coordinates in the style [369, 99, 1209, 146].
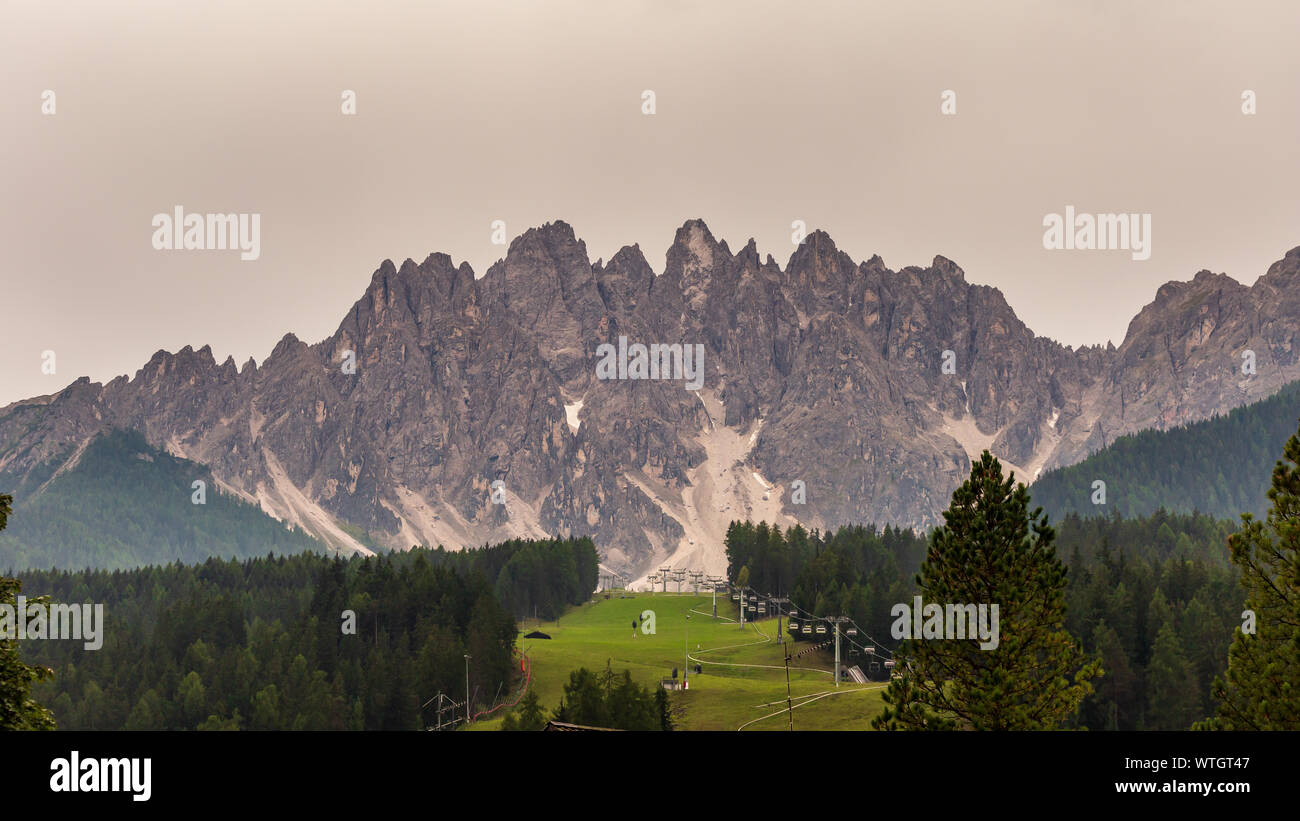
[2, 220, 1297, 579]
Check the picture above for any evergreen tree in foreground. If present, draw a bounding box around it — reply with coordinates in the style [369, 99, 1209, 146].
[1201, 420, 1300, 730]
[0, 494, 56, 730]
[873, 452, 1101, 730]
[500, 688, 547, 731]
[550, 663, 672, 730]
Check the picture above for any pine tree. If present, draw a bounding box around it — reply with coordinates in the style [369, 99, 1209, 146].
[501, 687, 548, 731]
[516, 687, 547, 731]
[655, 684, 673, 731]
[873, 452, 1101, 730]
[1202, 421, 1300, 730]
[0, 494, 57, 731]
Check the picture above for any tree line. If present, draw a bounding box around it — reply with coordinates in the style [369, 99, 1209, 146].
[4, 535, 597, 730]
[1031, 379, 1300, 521]
[501, 663, 673, 731]
[724, 497, 1274, 729]
[0, 429, 324, 573]
[724, 520, 928, 649]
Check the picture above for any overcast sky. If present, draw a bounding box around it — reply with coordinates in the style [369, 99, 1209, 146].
[3, 0, 1298, 407]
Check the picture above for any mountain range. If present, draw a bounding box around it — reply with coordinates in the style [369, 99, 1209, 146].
[3, 220, 1298, 580]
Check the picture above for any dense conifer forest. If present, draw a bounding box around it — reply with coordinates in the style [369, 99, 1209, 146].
[1030, 381, 1300, 521]
[724, 511, 1240, 730]
[14, 537, 598, 729]
[0, 429, 325, 572]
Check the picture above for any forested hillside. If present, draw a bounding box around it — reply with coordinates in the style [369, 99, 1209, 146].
[724, 521, 929, 648]
[16, 536, 598, 729]
[0, 429, 326, 571]
[1056, 511, 1239, 729]
[725, 510, 1241, 730]
[1031, 381, 1300, 521]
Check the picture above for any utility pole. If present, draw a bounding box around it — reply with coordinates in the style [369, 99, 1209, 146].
[464, 654, 472, 723]
[684, 614, 691, 690]
[834, 619, 840, 687]
[712, 583, 717, 619]
[830, 616, 850, 686]
[739, 587, 746, 628]
[784, 644, 794, 731]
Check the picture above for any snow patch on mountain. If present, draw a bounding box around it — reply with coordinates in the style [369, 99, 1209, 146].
[630, 393, 798, 588]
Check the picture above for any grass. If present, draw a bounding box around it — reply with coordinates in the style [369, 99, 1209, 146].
[470, 591, 887, 731]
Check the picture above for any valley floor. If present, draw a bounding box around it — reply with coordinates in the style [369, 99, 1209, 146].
[470, 592, 887, 731]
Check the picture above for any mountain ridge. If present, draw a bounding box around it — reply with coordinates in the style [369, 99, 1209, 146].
[3, 219, 1298, 578]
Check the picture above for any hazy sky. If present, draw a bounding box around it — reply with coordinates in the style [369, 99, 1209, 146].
[3, 0, 1298, 407]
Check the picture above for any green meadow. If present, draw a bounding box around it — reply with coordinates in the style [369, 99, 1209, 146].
[471, 591, 886, 731]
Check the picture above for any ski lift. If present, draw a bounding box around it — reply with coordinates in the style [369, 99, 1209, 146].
[815, 624, 827, 635]
[884, 660, 896, 669]
[863, 646, 874, 655]
[731, 593, 740, 601]
[788, 621, 799, 632]
[845, 627, 858, 637]
[802, 624, 812, 634]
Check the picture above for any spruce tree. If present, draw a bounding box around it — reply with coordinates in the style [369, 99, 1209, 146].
[515, 687, 547, 731]
[1088, 620, 1135, 730]
[1201, 421, 1300, 730]
[0, 494, 57, 731]
[873, 452, 1100, 730]
[1145, 622, 1196, 729]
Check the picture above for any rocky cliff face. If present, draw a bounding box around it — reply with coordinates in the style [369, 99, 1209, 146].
[2, 222, 1297, 580]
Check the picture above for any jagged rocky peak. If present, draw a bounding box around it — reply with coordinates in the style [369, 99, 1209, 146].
[665, 219, 725, 281]
[485, 220, 596, 298]
[369, 258, 398, 286]
[516, 219, 582, 250]
[60, 375, 99, 396]
[484, 220, 599, 302]
[784, 230, 862, 305]
[3, 218, 1299, 582]
[1150, 268, 1244, 304]
[928, 255, 967, 282]
[594, 243, 655, 314]
[260, 333, 318, 373]
[1258, 245, 1300, 282]
[130, 345, 220, 387]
